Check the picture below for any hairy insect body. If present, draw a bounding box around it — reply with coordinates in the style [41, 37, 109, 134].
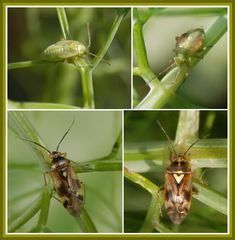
[164, 159, 192, 224]
[42, 40, 88, 61]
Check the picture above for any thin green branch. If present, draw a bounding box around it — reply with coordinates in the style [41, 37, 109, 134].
[78, 65, 95, 108]
[8, 60, 48, 69]
[139, 8, 227, 23]
[140, 195, 160, 233]
[125, 139, 227, 170]
[8, 111, 50, 166]
[91, 8, 128, 69]
[193, 179, 227, 215]
[77, 209, 98, 233]
[133, 9, 160, 89]
[133, 9, 151, 71]
[8, 100, 78, 109]
[175, 110, 199, 145]
[74, 159, 121, 173]
[57, 8, 71, 40]
[36, 187, 53, 230]
[124, 167, 159, 194]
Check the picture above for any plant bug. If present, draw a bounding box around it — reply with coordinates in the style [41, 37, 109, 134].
[159, 28, 206, 78]
[42, 40, 89, 62]
[157, 121, 200, 224]
[42, 23, 95, 63]
[24, 120, 84, 218]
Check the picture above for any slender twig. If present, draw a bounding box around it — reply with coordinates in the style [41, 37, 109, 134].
[8, 100, 78, 109]
[8, 60, 49, 69]
[57, 8, 71, 40]
[91, 9, 129, 69]
[76, 209, 98, 233]
[78, 65, 95, 108]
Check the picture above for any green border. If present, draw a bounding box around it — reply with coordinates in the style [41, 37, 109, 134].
[2, 0, 233, 239]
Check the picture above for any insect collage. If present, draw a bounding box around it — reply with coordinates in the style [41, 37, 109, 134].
[6, 5, 229, 236]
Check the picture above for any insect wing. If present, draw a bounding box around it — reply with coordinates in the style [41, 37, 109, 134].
[65, 192, 84, 217]
[51, 167, 70, 197]
[66, 161, 85, 217]
[164, 171, 192, 224]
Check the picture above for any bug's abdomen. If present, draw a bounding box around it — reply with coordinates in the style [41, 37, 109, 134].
[164, 172, 192, 224]
[42, 40, 87, 61]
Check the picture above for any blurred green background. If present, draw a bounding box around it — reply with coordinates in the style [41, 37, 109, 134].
[133, 8, 227, 108]
[8, 111, 122, 232]
[124, 110, 227, 232]
[8, 8, 131, 108]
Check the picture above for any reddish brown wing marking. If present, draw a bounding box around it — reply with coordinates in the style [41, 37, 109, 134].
[51, 168, 69, 197]
[65, 194, 84, 217]
[164, 172, 192, 224]
[66, 160, 81, 194]
[65, 160, 84, 215]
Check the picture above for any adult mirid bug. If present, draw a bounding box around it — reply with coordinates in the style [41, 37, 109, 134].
[157, 121, 200, 224]
[24, 120, 84, 217]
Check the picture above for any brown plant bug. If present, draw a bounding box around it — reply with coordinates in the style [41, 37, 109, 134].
[157, 121, 200, 224]
[23, 120, 84, 218]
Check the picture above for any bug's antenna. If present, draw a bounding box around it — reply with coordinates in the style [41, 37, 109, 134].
[22, 139, 51, 154]
[88, 52, 111, 65]
[182, 134, 209, 157]
[87, 22, 91, 49]
[156, 121, 177, 156]
[158, 60, 176, 78]
[56, 118, 75, 151]
[182, 139, 201, 157]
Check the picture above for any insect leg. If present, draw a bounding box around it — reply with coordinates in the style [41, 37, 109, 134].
[157, 186, 164, 217]
[87, 22, 91, 49]
[158, 59, 176, 78]
[192, 186, 198, 195]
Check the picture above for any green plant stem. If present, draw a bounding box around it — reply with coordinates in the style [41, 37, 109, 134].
[175, 110, 199, 145]
[77, 208, 97, 232]
[140, 195, 160, 233]
[8, 60, 48, 69]
[193, 179, 227, 215]
[125, 139, 227, 171]
[91, 8, 128, 69]
[75, 159, 121, 173]
[133, 9, 160, 88]
[125, 168, 173, 233]
[36, 187, 53, 230]
[75, 8, 126, 109]
[135, 15, 227, 109]
[57, 8, 71, 40]
[8, 100, 78, 109]
[139, 8, 227, 24]
[8, 111, 51, 166]
[78, 66, 95, 108]
[124, 167, 159, 194]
